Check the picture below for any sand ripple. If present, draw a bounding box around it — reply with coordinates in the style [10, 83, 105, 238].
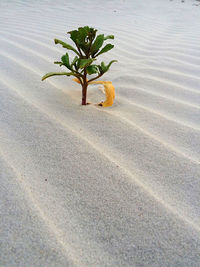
[1, 0, 200, 266]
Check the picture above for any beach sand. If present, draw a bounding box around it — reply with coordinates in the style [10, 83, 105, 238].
[1, 0, 200, 265]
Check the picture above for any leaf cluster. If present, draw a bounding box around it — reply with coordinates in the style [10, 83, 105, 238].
[42, 26, 117, 82]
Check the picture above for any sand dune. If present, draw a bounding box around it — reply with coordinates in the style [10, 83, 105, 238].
[1, 0, 200, 266]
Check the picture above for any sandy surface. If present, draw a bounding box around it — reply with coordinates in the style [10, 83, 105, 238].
[1, 0, 200, 266]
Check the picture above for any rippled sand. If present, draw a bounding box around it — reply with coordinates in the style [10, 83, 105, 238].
[1, 0, 200, 266]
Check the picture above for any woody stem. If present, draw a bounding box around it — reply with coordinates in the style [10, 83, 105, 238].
[81, 69, 88, 105]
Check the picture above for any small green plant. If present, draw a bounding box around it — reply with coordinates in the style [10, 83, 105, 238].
[42, 26, 117, 105]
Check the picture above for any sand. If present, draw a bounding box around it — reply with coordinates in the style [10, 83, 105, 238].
[1, 0, 200, 266]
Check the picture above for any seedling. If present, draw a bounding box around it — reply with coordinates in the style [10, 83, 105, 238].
[42, 26, 117, 105]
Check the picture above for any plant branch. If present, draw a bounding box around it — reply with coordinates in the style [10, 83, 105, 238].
[76, 76, 83, 85]
[75, 43, 83, 57]
[73, 69, 84, 78]
[87, 38, 94, 58]
[88, 73, 103, 83]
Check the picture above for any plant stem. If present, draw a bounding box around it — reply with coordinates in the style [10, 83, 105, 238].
[75, 43, 83, 58]
[82, 69, 88, 105]
[88, 73, 103, 83]
[82, 82, 88, 105]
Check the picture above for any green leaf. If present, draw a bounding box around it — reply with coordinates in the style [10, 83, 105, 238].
[78, 58, 95, 69]
[79, 43, 89, 54]
[68, 27, 99, 56]
[100, 62, 107, 73]
[54, 61, 64, 66]
[71, 56, 78, 66]
[61, 53, 72, 70]
[68, 30, 87, 55]
[41, 72, 73, 81]
[69, 28, 87, 45]
[68, 30, 79, 44]
[97, 64, 103, 74]
[54, 39, 79, 55]
[86, 65, 99, 75]
[78, 27, 88, 42]
[100, 60, 117, 73]
[71, 56, 79, 70]
[91, 34, 104, 55]
[96, 44, 114, 56]
[104, 35, 114, 40]
[105, 60, 117, 71]
[69, 28, 87, 48]
[88, 27, 97, 41]
[83, 26, 90, 34]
